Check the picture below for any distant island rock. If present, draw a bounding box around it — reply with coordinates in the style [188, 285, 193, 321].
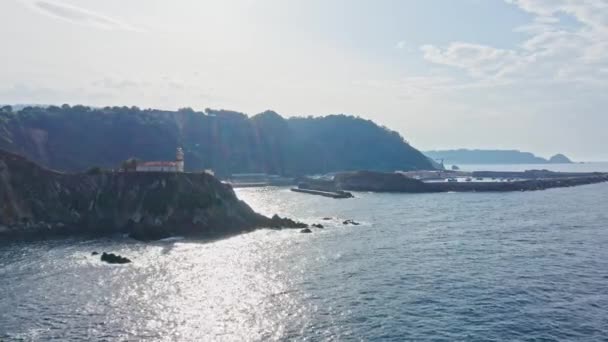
[548, 154, 573, 164]
[0, 149, 305, 240]
[425, 149, 574, 165]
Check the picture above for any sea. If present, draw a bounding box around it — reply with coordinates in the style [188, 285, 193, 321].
[1, 163, 608, 341]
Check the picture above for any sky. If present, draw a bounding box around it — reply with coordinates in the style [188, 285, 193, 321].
[1, 0, 607, 160]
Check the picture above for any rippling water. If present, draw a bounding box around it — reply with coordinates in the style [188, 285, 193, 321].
[2, 166, 608, 341]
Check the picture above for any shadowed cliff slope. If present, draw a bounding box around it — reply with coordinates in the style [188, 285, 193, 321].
[0, 106, 434, 175]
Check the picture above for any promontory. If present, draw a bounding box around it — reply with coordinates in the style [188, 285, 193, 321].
[0, 149, 304, 240]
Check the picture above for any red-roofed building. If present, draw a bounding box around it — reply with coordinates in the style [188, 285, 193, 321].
[135, 147, 184, 172]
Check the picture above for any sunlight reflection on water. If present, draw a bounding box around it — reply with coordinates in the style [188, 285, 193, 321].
[2, 182, 608, 341]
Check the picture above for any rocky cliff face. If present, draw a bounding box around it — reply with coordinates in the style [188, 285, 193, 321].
[0, 149, 304, 239]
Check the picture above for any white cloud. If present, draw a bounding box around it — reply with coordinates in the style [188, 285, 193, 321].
[420, 0, 608, 85]
[420, 42, 521, 78]
[395, 40, 408, 49]
[21, 0, 143, 32]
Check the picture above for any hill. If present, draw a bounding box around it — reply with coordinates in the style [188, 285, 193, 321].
[0, 105, 433, 176]
[548, 154, 573, 164]
[425, 149, 573, 165]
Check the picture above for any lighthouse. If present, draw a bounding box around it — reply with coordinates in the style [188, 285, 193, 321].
[176, 147, 184, 172]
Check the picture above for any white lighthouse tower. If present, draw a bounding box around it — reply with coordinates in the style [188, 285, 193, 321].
[176, 147, 184, 172]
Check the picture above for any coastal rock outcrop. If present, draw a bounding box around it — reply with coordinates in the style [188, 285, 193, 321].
[0, 149, 306, 239]
[100, 252, 131, 264]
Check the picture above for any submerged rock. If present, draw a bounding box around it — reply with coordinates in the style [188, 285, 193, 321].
[343, 219, 361, 226]
[312, 223, 324, 228]
[91, 251, 99, 256]
[300, 228, 312, 233]
[322, 217, 332, 221]
[100, 252, 131, 264]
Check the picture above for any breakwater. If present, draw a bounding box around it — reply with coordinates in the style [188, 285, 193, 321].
[291, 187, 354, 198]
[333, 171, 608, 193]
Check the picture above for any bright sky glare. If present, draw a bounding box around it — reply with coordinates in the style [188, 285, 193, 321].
[1, 0, 607, 160]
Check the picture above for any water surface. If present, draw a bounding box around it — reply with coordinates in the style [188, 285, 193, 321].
[1, 168, 608, 341]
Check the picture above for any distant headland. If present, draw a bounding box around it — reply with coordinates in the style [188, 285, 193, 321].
[425, 149, 573, 165]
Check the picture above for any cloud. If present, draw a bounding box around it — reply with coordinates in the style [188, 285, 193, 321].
[420, 43, 521, 78]
[419, 0, 608, 85]
[22, 0, 143, 32]
[92, 78, 140, 89]
[505, 0, 608, 30]
[395, 40, 408, 49]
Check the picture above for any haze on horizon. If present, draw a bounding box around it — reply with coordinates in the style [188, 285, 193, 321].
[1, 0, 607, 161]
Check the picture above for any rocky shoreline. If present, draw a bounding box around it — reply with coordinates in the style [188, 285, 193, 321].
[0, 150, 306, 241]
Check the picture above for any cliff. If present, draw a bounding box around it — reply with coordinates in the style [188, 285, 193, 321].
[0, 106, 434, 176]
[0, 149, 304, 240]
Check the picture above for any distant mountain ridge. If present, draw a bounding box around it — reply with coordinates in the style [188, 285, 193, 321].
[0, 105, 434, 175]
[425, 149, 573, 165]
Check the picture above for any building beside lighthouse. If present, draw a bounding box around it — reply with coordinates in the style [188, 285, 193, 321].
[135, 147, 185, 172]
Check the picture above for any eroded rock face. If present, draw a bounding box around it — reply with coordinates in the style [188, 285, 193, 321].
[0, 149, 306, 240]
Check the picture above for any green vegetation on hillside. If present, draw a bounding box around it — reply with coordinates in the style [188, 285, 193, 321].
[0, 105, 433, 175]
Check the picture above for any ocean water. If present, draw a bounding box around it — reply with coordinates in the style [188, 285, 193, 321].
[2, 165, 608, 341]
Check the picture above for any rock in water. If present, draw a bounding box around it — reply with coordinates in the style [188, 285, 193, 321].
[343, 219, 361, 226]
[100, 252, 131, 264]
[268, 214, 308, 229]
[91, 251, 99, 256]
[300, 228, 312, 233]
[312, 223, 324, 228]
